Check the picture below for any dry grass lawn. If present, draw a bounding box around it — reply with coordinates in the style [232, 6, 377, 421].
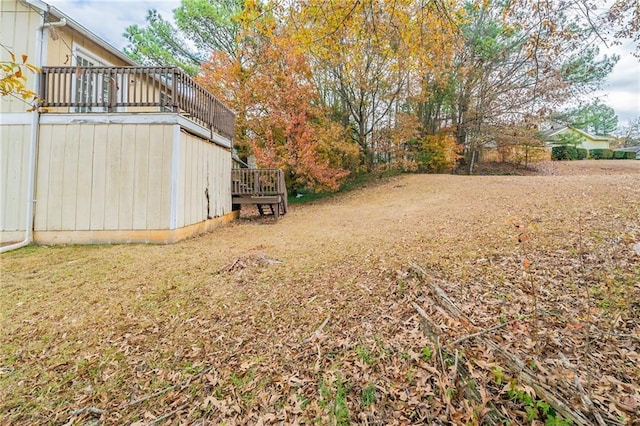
[1, 160, 639, 425]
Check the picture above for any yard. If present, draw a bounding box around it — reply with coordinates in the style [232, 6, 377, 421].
[1, 160, 639, 425]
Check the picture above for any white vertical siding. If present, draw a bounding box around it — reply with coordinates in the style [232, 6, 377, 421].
[118, 125, 136, 229]
[103, 123, 122, 230]
[0, 124, 30, 240]
[175, 130, 232, 228]
[76, 125, 94, 229]
[34, 123, 51, 231]
[35, 122, 174, 231]
[61, 125, 80, 230]
[89, 125, 107, 229]
[145, 125, 165, 229]
[133, 125, 150, 229]
[46, 126, 66, 230]
[160, 126, 174, 228]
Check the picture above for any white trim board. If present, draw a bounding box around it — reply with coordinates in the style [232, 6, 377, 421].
[38, 113, 233, 148]
[169, 124, 180, 230]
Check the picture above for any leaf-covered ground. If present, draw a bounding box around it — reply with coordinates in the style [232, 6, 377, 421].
[1, 160, 639, 425]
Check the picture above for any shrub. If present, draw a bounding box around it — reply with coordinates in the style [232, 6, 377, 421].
[552, 146, 577, 160]
[589, 149, 613, 159]
[613, 151, 638, 160]
[576, 148, 588, 160]
[611, 150, 637, 159]
[405, 133, 460, 173]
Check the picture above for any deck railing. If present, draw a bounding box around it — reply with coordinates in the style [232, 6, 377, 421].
[231, 168, 285, 196]
[40, 66, 235, 140]
[231, 168, 288, 217]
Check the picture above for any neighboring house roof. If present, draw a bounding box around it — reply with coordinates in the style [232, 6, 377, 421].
[543, 126, 613, 142]
[21, 0, 136, 66]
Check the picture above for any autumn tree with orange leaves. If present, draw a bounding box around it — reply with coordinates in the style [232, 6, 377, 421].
[200, 1, 357, 192]
[126, 0, 636, 180]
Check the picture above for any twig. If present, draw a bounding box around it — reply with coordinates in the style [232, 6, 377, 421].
[68, 406, 104, 417]
[436, 336, 447, 375]
[452, 350, 459, 382]
[483, 336, 591, 425]
[121, 367, 212, 409]
[410, 262, 593, 425]
[410, 301, 446, 373]
[559, 353, 607, 426]
[64, 406, 104, 425]
[219, 258, 240, 273]
[574, 374, 607, 426]
[122, 384, 179, 409]
[409, 262, 473, 327]
[411, 299, 507, 425]
[447, 319, 514, 348]
[410, 301, 442, 341]
[303, 316, 330, 343]
[147, 403, 188, 425]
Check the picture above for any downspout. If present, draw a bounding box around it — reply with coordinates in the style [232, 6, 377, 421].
[1, 13, 66, 253]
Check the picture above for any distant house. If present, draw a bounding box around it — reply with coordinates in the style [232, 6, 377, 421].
[544, 126, 613, 150]
[1, 0, 237, 248]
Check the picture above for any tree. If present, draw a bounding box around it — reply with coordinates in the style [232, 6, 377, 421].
[614, 117, 640, 148]
[124, 10, 202, 75]
[123, 0, 244, 75]
[199, 0, 357, 192]
[606, 0, 640, 57]
[290, 1, 408, 169]
[433, 0, 617, 172]
[564, 99, 618, 136]
[174, 0, 242, 60]
[126, 0, 626, 177]
[288, 0, 461, 171]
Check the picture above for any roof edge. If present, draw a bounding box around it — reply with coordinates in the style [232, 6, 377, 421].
[545, 125, 613, 141]
[21, 0, 138, 66]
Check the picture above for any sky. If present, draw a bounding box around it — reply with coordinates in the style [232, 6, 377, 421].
[47, 0, 640, 127]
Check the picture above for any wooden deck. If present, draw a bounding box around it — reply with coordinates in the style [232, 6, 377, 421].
[231, 169, 288, 219]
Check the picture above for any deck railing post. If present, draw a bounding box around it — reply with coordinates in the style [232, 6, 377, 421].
[171, 68, 179, 113]
[39, 67, 47, 106]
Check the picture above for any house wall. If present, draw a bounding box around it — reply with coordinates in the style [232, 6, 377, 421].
[1, 1, 236, 246]
[176, 130, 232, 229]
[34, 122, 174, 238]
[31, 117, 235, 245]
[579, 140, 609, 151]
[0, 123, 32, 243]
[46, 24, 131, 67]
[0, 0, 41, 113]
[548, 128, 611, 151]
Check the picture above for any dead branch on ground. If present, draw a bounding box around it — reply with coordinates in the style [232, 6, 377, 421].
[409, 261, 597, 426]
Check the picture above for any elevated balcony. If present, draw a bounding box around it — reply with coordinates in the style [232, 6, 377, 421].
[39, 66, 235, 140]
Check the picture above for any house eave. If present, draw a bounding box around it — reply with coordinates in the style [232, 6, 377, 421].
[21, 0, 137, 66]
[544, 126, 612, 142]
